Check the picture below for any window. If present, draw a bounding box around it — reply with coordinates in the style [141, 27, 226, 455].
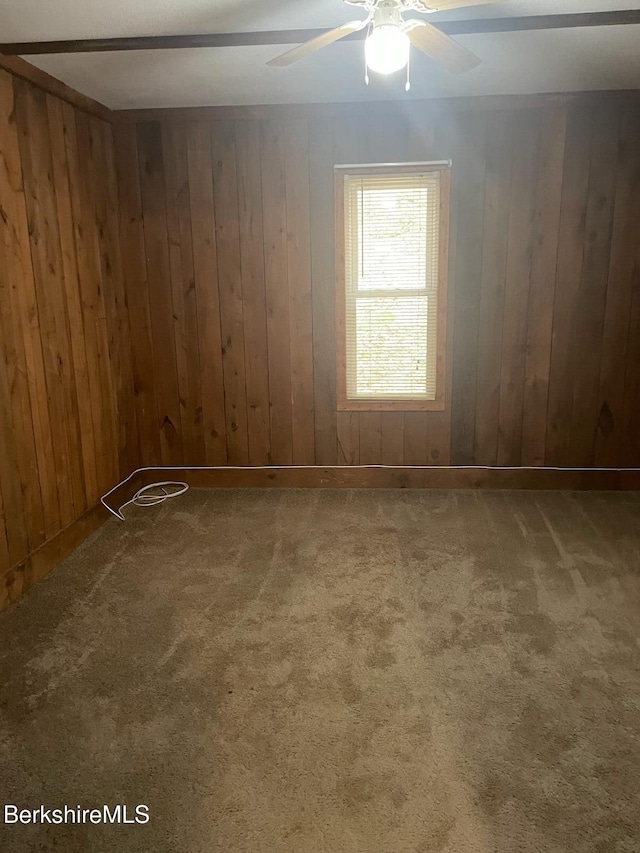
[335, 163, 450, 411]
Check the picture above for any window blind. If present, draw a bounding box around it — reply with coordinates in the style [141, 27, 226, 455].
[343, 170, 441, 401]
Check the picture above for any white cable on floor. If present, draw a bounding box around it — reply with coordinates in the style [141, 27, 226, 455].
[103, 481, 189, 521]
[101, 463, 640, 522]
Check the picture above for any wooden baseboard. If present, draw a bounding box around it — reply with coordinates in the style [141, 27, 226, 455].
[6, 465, 636, 611]
[0, 502, 108, 612]
[131, 465, 640, 492]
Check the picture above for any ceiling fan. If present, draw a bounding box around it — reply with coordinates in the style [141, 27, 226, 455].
[267, 0, 506, 80]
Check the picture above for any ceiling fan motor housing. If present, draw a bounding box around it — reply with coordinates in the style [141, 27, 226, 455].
[372, 2, 406, 30]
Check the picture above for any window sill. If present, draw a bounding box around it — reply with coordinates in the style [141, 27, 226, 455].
[337, 400, 446, 412]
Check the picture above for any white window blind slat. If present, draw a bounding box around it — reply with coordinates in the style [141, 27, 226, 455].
[343, 170, 441, 401]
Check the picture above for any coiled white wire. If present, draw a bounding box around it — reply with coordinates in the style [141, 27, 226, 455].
[101, 464, 640, 522]
[105, 481, 189, 521]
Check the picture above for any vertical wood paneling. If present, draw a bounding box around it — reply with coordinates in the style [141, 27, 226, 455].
[543, 107, 590, 467]
[0, 334, 28, 563]
[0, 67, 137, 590]
[522, 105, 568, 467]
[113, 122, 160, 467]
[90, 117, 134, 481]
[98, 119, 138, 478]
[71, 110, 119, 492]
[15, 81, 76, 527]
[161, 122, 204, 465]
[568, 105, 620, 467]
[186, 122, 227, 465]
[235, 119, 271, 465]
[359, 413, 382, 465]
[595, 110, 640, 466]
[46, 96, 90, 514]
[0, 70, 46, 550]
[337, 412, 359, 465]
[309, 117, 337, 465]
[211, 120, 250, 466]
[111, 97, 640, 473]
[137, 122, 184, 466]
[381, 413, 405, 466]
[497, 112, 540, 466]
[261, 119, 293, 464]
[284, 119, 315, 465]
[449, 112, 488, 465]
[474, 112, 514, 465]
[620, 251, 640, 466]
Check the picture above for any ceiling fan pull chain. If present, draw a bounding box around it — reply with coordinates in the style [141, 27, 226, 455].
[405, 46, 411, 91]
[364, 19, 373, 85]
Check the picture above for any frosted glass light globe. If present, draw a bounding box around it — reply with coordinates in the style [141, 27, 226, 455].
[365, 25, 410, 75]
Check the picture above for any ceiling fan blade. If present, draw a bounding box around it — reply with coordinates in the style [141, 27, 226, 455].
[406, 20, 481, 74]
[419, 0, 508, 9]
[267, 19, 367, 66]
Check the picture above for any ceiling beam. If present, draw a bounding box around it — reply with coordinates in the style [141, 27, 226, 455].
[1, 11, 639, 56]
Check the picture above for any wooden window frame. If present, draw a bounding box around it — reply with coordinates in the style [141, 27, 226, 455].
[335, 162, 451, 413]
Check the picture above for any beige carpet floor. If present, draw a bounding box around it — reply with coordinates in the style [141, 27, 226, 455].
[1, 488, 640, 852]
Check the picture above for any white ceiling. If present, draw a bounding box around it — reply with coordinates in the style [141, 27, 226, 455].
[1, 1, 639, 108]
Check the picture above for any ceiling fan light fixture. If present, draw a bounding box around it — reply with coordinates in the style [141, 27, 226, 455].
[365, 24, 410, 75]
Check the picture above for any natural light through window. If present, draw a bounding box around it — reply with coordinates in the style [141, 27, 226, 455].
[336, 165, 449, 411]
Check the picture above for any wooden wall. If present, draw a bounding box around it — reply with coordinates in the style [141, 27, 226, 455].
[0, 67, 136, 606]
[115, 94, 640, 470]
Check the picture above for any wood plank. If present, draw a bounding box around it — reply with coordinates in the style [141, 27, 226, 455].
[336, 411, 359, 465]
[90, 116, 131, 480]
[381, 412, 405, 466]
[14, 80, 76, 527]
[0, 477, 10, 573]
[137, 121, 184, 466]
[449, 111, 488, 464]
[0, 70, 46, 549]
[101, 119, 139, 476]
[261, 119, 293, 464]
[0, 325, 28, 564]
[186, 121, 227, 465]
[595, 110, 640, 466]
[284, 118, 315, 464]
[4, 76, 60, 541]
[211, 120, 250, 466]
[46, 96, 91, 513]
[359, 412, 382, 465]
[522, 105, 568, 466]
[234, 119, 271, 465]
[620, 247, 640, 466]
[161, 121, 205, 464]
[404, 412, 429, 467]
[69, 109, 119, 492]
[568, 104, 620, 466]
[309, 116, 337, 465]
[543, 107, 590, 466]
[113, 122, 161, 466]
[474, 111, 513, 465]
[496, 111, 540, 466]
